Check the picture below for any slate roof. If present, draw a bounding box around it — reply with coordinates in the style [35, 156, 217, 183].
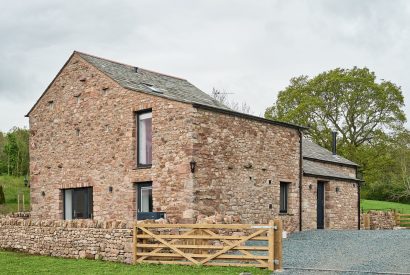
[303, 159, 360, 181]
[302, 139, 358, 166]
[77, 52, 230, 110]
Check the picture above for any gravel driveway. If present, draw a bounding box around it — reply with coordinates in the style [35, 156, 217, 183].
[279, 230, 410, 275]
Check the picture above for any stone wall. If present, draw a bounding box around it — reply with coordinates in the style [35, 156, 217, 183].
[191, 108, 301, 231]
[302, 176, 359, 230]
[360, 210, 396, 230]
[0, 218, 133, 263]
[29, 53, 195, 222]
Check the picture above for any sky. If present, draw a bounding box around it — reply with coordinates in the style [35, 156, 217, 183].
[0, 0, 409, 132]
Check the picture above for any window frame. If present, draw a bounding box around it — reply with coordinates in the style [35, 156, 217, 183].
[279, 182, 290, 214]
[136, 109, 153, 168]
[136, 182, 153, 214]
[63, 187, 93, 220]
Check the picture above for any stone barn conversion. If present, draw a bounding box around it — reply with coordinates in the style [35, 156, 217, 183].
[26, 51, 362, 232]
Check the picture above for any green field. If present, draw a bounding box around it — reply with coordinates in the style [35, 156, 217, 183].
[361, 199, 410, 214]
[0, 250, 270, 275]
[0, 176, 30, 215]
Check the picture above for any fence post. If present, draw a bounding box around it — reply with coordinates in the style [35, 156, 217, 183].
[268, 220, 275, 271]
[133, 223, 138, 264]
[274, 218, 283, 271]
[17, 194, 20, 212]
[363, 213, 370, 230]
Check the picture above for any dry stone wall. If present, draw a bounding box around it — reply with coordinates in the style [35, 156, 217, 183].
[0, 218, 133, 263]
[360, 210, 396, 230]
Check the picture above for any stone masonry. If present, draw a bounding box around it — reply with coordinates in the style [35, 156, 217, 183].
[0, 218, 133, 263]
[302, 162, 359, 230]
[28, 51, 360, 233]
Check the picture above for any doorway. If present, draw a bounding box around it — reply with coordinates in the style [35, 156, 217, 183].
[317, 181, 326, 229]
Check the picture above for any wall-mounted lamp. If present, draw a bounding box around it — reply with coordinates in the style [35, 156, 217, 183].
[336, 187, 340, 193]
[41, 191, 45, 197]
[108, 186, 113, 193]
[190, 160, 196, 173]
[309, 184, 312, 190]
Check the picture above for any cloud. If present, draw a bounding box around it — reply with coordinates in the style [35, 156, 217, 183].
[0, 0, 409, 132]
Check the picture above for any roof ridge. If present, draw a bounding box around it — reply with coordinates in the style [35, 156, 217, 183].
[74, 50, 187, 81]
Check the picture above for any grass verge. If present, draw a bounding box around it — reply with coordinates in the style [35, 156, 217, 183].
[0, 176, 30, 215]
[0, 250, 271, 275]
[361, 199, 410, 214]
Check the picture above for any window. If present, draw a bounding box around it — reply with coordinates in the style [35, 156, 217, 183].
[137, 110, 152, 166]
[137, 182, 153, 214]
[63, 187, 93, 220]
[280, 182, 289, 213]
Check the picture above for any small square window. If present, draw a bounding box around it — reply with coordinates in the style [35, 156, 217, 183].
[48, 100, 54, 110]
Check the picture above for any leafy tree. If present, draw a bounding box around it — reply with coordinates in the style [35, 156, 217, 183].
[265, 67, 406, 152]
[2, 128, 29, 176]
[0, 132, 7, 174]
[265, 67, 409, 202]
[0, 185, 5, 204]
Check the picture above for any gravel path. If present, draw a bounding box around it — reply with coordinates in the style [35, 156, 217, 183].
[279, 230, 410, 275]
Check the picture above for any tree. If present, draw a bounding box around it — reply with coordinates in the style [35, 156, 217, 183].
[0, 132, 7, 174]
[0, 185, 5, 204]
[265, 67, 409, 202]
[265, 67, 406, 152]
[3, 128, 29, 176]
[211, 88, 253, 114]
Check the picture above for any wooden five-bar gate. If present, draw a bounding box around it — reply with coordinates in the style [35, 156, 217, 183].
[133, 219, 283, 271]
[395, 213, 410, 228]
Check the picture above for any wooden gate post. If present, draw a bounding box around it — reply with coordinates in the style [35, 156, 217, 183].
[364, 214, 370, 230]
[274, 218, 283, 271]
[268, 220, 275, 271]
[133, 223, 138, 264]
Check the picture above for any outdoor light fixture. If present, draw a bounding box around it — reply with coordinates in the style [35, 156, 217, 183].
[336, 187, 340, 193]
[41, 191, 45, 197]
[309, 184, 312, 190]
[108, 186, 113, 193]
[190, 160, 196, 173]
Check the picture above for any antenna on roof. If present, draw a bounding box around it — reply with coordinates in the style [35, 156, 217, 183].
[213, 91, 234, 95]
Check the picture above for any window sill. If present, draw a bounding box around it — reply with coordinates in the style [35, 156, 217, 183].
[133, 165, 152, 170]
[279, 213, 294, 216]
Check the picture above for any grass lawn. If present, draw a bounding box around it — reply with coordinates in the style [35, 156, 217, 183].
[0, 176, 30, 215]
[361, 199, 410, 214]
[0, 250, 271, 275]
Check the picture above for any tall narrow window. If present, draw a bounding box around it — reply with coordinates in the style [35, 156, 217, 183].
[280, 182, 289, 213]
[137, 110, 152, 166]
[63, 187, 93, 220]
[136, 182, 153, 215]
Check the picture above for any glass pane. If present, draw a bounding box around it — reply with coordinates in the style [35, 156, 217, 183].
[73, 189, 87, 219]
[64, 190, 73, 220]
[138, 112, 152, 165]
[140, 187, 152, 212]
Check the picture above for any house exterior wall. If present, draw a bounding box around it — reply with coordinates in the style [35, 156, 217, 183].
[29, 52, 358, 231]
[302, 161, 358, 230]
[191, 108, 301, 231]
[29, 54, 196, 221]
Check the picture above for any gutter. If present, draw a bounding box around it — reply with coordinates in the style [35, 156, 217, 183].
[303, 173, 364, 183]
[192, 103, 308, 131]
